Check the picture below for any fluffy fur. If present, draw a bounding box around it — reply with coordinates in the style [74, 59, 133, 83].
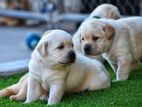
[79, 17, 142, 81]
[0, 30, 110, 106]
[73, 4, 121, 62]
[25, 29, 110, 105]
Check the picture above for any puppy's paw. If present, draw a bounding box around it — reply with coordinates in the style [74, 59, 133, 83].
[40, 95, 48, 101]
[48, 100, 60, 106]
[23, 100, 31, 104]
[112, 79, 119, 82]
[9, 95, 15, 101]
[9, 95, 19, 101]
[112, 79, 127, 82]
[117, 71, 129, 81]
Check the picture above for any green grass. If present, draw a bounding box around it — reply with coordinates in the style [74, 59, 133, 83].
[0, 64, 142, 107]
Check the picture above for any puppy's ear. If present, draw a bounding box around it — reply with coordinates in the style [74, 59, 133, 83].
[79, 34, 82, 43]
[107, 11, 121, 20]
[102, 26, 107, 32]
[102, 24, 115, 40]
[37, 42, 48, 57]
[114, 15, 121, 20]
[107, 11, 116, 19]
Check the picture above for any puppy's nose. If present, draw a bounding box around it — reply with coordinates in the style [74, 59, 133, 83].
[68, 51, 76, 59]
[84, 44, 91, 53]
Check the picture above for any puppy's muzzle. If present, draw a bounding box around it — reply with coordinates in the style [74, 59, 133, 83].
[84, 44, 91, 55]
[68, 51, 76, 63]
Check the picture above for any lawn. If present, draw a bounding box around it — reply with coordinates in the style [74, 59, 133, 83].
[0, 64, 142, 107]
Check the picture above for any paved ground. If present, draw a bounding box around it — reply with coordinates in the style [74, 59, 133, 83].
[0, 24, 47, 63]
[0, 22, 76, 63]
[0, 22, 76, 75]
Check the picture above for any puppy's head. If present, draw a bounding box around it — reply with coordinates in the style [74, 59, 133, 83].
[101, 4, 121, 19]
[91, 4, 121, 20]
[80, 19, 114, 56]
[37, 30, 76, 65]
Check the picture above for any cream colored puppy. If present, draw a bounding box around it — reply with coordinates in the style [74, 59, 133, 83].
[73, 4, 121, 61]
[24, 29, 110, 105]
[0, 31, 110, 104]
[79, 17, 142, 81]
[89, 4, 121, 19]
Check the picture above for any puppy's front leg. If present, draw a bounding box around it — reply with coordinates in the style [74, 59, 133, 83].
[48, 82, 65, 105]
[24, 77, 41, 103]
[109, 62, 117, 74]
[102, 54, 117, 73]
[116, 58, 131, 81]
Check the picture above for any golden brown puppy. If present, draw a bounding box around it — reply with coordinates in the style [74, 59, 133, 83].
[79, 17, 142, 81]
[0, 0, 31, 26]
[73, 4, 121, 62]
[0, 30, 110, 106]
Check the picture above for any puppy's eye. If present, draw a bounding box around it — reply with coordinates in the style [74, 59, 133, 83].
[81, 37, 84, 41]
[92, 36, 99, 41]
[57, 44, 64, 50]
[71, 44, 74, 47]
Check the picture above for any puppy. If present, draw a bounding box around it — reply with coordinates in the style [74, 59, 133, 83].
[73, 4, 121, 62]
[24, 29, 110, 105]
[0, 31, 53, 101]
[0, 0, 31, 26]
[0, 30, 110, 105]
[89, 4, 121, 19]
[79, 17, 142, 81]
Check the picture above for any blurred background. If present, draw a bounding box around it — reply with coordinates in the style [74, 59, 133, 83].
[0, 0, 141, 70]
